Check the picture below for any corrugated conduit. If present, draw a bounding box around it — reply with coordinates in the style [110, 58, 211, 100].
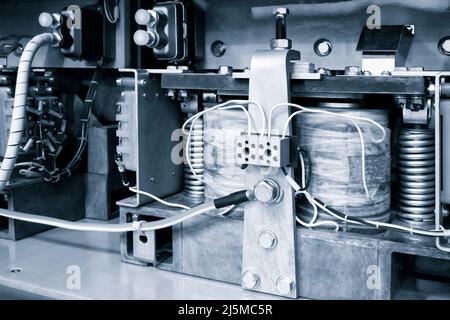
[0, 33, 55, 191]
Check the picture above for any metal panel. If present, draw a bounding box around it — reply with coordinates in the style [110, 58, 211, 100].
[116, 69, 184, 208]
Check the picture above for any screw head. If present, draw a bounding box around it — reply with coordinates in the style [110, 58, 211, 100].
[242, 270, 260, 289]
[345, 66, 361, 76]
[258, 230, 278, 249]
[276, 276, 295, 295]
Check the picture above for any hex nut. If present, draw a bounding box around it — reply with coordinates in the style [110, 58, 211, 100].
[242, 270, 260, 289]
[276, 276, 295, 295]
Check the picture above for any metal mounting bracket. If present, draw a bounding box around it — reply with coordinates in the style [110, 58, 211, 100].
[241, 49, 300, 298]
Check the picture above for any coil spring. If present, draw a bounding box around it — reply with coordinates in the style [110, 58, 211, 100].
[184, 118, 205, 202]
[397, 128, 435, 226]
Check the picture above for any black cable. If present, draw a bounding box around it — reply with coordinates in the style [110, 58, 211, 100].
[47, 67, 104, 182]
[214, 190, 252, 209]
[282, 148, 312, 192]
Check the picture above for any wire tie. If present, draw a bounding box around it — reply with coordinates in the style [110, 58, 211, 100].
[344, 215, 348, 222]
[132, 220, 145, 236]
[409, 227, 413, 235]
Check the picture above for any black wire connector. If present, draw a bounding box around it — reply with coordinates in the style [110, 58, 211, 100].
[214, 190, 253, 209]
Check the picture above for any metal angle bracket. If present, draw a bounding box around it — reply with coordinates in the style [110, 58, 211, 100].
[241, 49, 300, 298]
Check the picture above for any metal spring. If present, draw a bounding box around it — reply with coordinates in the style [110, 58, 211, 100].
[397, 128, 435, 226]
[184, 118, 205, 202]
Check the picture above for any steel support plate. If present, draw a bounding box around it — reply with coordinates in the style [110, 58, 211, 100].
[241, 49, 299, 298]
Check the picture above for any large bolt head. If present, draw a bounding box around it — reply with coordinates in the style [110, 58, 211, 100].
[242, 270, 260, 289]
[276, 276, 295, 295]
[253, 179, 282, 204]
[258, 230, 278, 249]
[273, 7, 289, 15]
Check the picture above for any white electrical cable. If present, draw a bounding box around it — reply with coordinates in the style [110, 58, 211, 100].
[270, 103, 386, 142]
[0, 33, 56, 191]
[284, 163, 450, 238]
[104, 0, 120, 24]
[129, 186, 190, 210]
[182, 100, 266, 183]
[276, 103, 386, 201]
[0, 202, 217, 233]
[287, 151, 339, 230]
[129, 186, 235, 216]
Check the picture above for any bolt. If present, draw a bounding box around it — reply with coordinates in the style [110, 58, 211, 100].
[317, 68, 330, 75]
[345, 66, 361, 76]
[258, 230, 278, 249]
[362, 70, 372, 76]
[273, 8, 288, 40]
[218, 66, 233, 75]
[150, 177, 155, 182]
[242, 270, 260, 289]
[276, 276, 295, 295]
[381, 71, 392, 76]
[253, 179, 283, 204]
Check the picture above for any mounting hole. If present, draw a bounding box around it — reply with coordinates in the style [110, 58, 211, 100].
[314, 38, 333, 57]
[244, 147, 250, 155]
[10, 268, 22, 273]
[438, 36, 450, 56]
[211, 40, 226, 57]
[139, 235, 148, 244]
[266, 149, 272, 157]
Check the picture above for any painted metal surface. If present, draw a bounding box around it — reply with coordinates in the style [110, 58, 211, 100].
[0, 219, 277, 300]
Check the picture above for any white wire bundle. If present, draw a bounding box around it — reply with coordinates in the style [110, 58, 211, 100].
[0, 202, 216, 233]
[270, 103, 387, 201]
[0, 33, 55, 191]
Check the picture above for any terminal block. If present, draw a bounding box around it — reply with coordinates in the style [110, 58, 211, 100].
[235, 134, 298, 168]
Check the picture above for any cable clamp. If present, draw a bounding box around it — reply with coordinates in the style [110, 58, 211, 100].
[132, 220, 145, 236]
